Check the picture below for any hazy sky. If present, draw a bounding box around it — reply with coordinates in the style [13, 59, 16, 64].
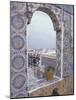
[27, 11, 56, 50]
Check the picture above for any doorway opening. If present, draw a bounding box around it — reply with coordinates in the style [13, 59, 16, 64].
[27, 11, 61, 92]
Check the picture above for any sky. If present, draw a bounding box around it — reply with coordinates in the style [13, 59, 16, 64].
[27, 11, 56, 50]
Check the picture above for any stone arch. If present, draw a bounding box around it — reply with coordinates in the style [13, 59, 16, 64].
[27, 6, 62, 77]
[37, 7, 60, 31]
[27, 7, 61, 32]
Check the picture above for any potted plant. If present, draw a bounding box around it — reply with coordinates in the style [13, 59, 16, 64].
[45, 66, 54, 81]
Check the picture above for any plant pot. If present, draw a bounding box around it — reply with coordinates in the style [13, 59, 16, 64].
[45, 70, 54, 80]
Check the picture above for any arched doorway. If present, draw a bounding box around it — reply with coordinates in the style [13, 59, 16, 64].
[27, 7, 62, 79]
[27, 8, 62, 91]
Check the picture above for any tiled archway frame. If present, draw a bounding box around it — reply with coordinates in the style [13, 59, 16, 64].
[10, 1, 73, 98]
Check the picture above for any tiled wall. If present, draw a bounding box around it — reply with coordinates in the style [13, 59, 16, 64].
[10, 2, 28, 98]
[10, 1, 74, 98]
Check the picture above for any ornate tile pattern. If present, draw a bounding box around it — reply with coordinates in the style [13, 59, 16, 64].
[10, 1, 28, 98]
[10, 1, 74, 98]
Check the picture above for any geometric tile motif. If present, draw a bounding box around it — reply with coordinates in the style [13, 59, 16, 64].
[11, 15, 25, 30]
[12, 55, 25, 72]
[12, 74, 26, 90]
[11, 35, 24, 50]
[10, 1, 28, 98]
[11, 2, 25, 11]
[10, 1, 74, 98]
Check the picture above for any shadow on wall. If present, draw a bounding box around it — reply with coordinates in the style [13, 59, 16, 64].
[51, 88, 60, 96]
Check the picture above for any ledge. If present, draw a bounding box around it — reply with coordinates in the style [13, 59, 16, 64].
[28, 76, 62, 93]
